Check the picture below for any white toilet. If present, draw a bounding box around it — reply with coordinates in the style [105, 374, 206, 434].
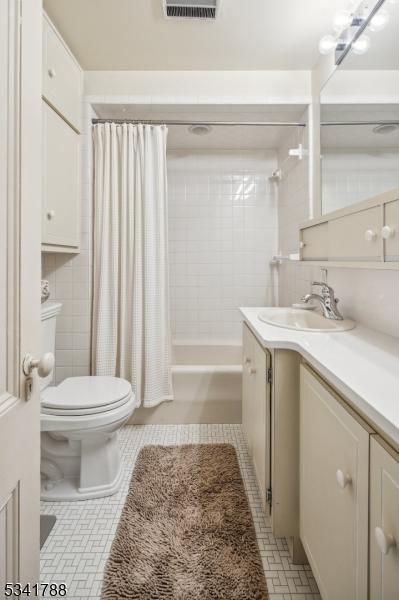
[40, 301, 136, 501]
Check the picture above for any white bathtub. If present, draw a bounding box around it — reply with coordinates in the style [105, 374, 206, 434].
[131, 342, 242, 424]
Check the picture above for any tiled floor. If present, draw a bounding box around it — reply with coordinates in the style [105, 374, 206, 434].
[41, 424, 320, 600]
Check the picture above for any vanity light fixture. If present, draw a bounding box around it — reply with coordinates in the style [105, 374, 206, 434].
[318, 0, 389, 62]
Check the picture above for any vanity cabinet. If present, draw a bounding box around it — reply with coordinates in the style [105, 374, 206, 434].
[242, 323, 271, 511]
[41, 13, 82, 253]
[370, 436, 399, 600]
[299, 364, 370, 600]
[328, 206, 382, 261]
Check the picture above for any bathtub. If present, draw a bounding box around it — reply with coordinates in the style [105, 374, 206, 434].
[130, 342, 242, 424]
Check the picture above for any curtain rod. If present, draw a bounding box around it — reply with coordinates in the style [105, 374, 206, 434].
[92, 119, 307, 127]
[321, 120, 399, 126]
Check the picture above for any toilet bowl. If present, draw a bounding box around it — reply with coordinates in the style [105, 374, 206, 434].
[40, 302, 136, 501]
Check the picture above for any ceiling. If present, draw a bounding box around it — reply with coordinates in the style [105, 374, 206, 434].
[43, 0, 349, 70]
[92, 104, 307, 149]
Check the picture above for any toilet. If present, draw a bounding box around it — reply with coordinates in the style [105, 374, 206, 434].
[40, 302, 136, 501]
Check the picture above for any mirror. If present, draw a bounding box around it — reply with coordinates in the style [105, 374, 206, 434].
[320, 0, 399, 215]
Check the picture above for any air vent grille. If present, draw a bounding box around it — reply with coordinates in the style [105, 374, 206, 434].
[163, 1, 220, 20]
[166, 5, 216, 18]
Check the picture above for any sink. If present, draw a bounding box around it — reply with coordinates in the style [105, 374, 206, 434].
[258, 308, 355, 332]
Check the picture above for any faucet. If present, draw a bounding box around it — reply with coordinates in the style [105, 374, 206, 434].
[301, 282, 343, 321]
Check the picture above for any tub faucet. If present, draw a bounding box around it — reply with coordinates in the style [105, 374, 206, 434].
[301, 282, 343, 321]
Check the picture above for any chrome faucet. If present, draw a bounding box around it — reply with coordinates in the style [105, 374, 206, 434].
[301, 282, 343, 321]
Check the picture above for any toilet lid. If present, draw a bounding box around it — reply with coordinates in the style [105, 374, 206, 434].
[41, 376, 132, 416]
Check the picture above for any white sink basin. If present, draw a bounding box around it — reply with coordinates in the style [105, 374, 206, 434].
[258, 308, 355, 332]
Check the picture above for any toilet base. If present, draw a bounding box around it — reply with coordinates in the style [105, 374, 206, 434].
[41, 463, 123, 501]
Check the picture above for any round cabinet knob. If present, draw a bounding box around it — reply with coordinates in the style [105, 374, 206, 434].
[364, 229, 377, 242]
[48, 68, 56, 78]
[375, 527, 396, 556]
[47, 210, 55, 220]
[381, 225, 395, 240]
[23, 352, 55, 378]
[249, 367, 257, 375]
[336, 469, 352, 489]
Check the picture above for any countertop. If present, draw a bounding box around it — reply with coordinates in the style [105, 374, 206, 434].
[240, 307, 399, 449]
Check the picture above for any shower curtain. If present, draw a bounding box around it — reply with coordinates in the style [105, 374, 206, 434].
[92, 122, 173, 408]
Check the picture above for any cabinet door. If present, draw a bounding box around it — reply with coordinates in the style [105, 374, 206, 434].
[242, 324, 271, 511]
[301, 223, 328, 261]
[300, 365, 369, 600]
[384, 199, 399, 261]
[242, 323, 254, 454]
[328, 206, 382, 261]
[370, 436, 399, 600]
[42, 102, 80, 249]
[42, 16, 82, 131]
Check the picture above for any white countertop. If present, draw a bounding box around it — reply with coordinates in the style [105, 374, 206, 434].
[240, 307, 399, 448]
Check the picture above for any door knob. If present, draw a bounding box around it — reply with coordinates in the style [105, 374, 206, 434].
[375, 527, 396, 555]
[23, 352, 54, 378]
[336, 469, 352, 489]
[364, 229, 377, 242]
[381, 225, 395, 240]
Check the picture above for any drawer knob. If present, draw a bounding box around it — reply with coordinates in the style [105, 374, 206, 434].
[364, 229, 377, 242]
[48, 68, 56, 78]
[375, 527, 396, 556]
[336, 469, 352, 489]
[47, 210, 55, 220]
[381, 225, 395, 240]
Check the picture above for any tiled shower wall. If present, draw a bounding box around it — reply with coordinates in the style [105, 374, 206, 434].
[277, 114, 399, 339]
[168, 150, 278, 342]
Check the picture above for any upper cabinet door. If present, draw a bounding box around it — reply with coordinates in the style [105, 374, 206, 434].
[384, 199, 399, 261]
[370, 436, 399, 600]
[42, 14, 82, 131]
[300, 364, 369, 600]
[328, 206, 382, 261]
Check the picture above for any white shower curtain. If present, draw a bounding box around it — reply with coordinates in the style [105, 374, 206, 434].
[92, 122, 173, 408]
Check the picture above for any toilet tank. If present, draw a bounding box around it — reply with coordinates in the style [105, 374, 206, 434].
[41, 301, 62, 390]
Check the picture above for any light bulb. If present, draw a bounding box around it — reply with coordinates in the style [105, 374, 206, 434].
[319, 35, 337, 55]
[332, 10, 353, 32]
[369, 9, 390, 31]
[352, 34, 371, 55]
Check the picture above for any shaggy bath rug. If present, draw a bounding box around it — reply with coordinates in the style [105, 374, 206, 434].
[101, 444, 268, 600]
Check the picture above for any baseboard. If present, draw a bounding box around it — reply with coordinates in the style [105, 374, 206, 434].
[128, 398, 242, 425]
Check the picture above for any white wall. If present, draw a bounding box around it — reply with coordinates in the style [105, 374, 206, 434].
[168, 150, 278, 342]
[84, 71, 311, 104]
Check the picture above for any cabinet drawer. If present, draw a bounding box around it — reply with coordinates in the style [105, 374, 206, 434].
[42, 102, 80, 248]
[301, 223, 328, 260]
[300, 365, 369, 600]
[370, 436, 399, 600]
[43, 15, 82, 131]
[328, 206, 382, 261]
[384, 199, 399, 261]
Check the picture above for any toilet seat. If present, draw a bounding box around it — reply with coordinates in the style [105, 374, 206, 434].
[41, 376, 132, 416]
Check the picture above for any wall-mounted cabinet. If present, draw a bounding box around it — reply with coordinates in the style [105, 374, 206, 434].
[42, 102, 81, 250]
[42, 13, 82, 254]
[42, 14, 82, 132]
[300, 189, 399, 268]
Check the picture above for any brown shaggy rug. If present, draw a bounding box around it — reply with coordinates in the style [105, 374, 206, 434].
[101, 444, 268, 600]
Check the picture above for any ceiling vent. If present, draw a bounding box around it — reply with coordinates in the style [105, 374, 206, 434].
[163, 0, 220, 20]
